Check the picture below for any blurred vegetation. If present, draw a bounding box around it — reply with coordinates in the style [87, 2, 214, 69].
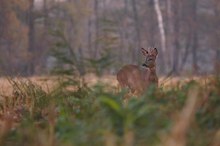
[0, 75, 220, 146]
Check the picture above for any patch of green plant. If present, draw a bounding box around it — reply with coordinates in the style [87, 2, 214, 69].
[1, 77, 220, 146]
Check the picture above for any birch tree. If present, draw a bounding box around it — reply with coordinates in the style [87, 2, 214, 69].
[154, 0, 166, 72]
[166, 0, 172, 68]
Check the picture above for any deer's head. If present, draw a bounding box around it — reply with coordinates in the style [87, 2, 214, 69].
[141, 47, 158, 68]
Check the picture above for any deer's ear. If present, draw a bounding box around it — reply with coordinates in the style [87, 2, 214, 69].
[154, 48, 158, 55]
[141, 48, 148, 56]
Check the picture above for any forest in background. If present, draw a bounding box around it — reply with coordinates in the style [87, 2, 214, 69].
[0, 0, 220, 76]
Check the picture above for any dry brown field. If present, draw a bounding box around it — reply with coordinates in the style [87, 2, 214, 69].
[0, 74, 212, 97]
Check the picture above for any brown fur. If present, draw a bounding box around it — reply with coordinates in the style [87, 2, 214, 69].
[117, 48, 158, 96]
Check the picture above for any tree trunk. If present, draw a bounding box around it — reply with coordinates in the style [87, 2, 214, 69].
[191, 0, 199, 74]
[166, 0, 172, 69]
[123, 0, 129, 42]
[27, 0, 35, 76]
[123, 0, 129, 63]
[154, 0, 166, 73]
[131, 0, 141, 63]
[154, 0, 166, 55]
[43, 0, 49, 28]
[78, 46, 85, 76]
[213, 1, 220, 75]
[124, 0, 129, 17]
[87, 17, 92, 57]
[94, 0, 99, 58]
[179, 1, 193, 72]
[172, 0, 180, 75]
[179, 32, 191, 71]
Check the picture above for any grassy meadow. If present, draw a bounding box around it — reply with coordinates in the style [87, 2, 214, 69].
[0, 75, 220, 146]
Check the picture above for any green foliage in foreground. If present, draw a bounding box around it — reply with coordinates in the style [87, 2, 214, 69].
[0, 77, 220, 146]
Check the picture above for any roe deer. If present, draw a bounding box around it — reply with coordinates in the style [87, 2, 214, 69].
[117, 47, 158, 95]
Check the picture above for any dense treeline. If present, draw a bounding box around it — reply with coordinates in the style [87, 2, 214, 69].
[0, 0, 220, 76]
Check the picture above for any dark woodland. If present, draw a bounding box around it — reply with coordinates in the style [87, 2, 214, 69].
[0, 0, 220, 76]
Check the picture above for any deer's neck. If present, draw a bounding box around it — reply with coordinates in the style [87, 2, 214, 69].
[149, 67, 156, 74]
[141, 65, 157, 82]
[141, 65, 158, 87]
[142, 64, 156, 74]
